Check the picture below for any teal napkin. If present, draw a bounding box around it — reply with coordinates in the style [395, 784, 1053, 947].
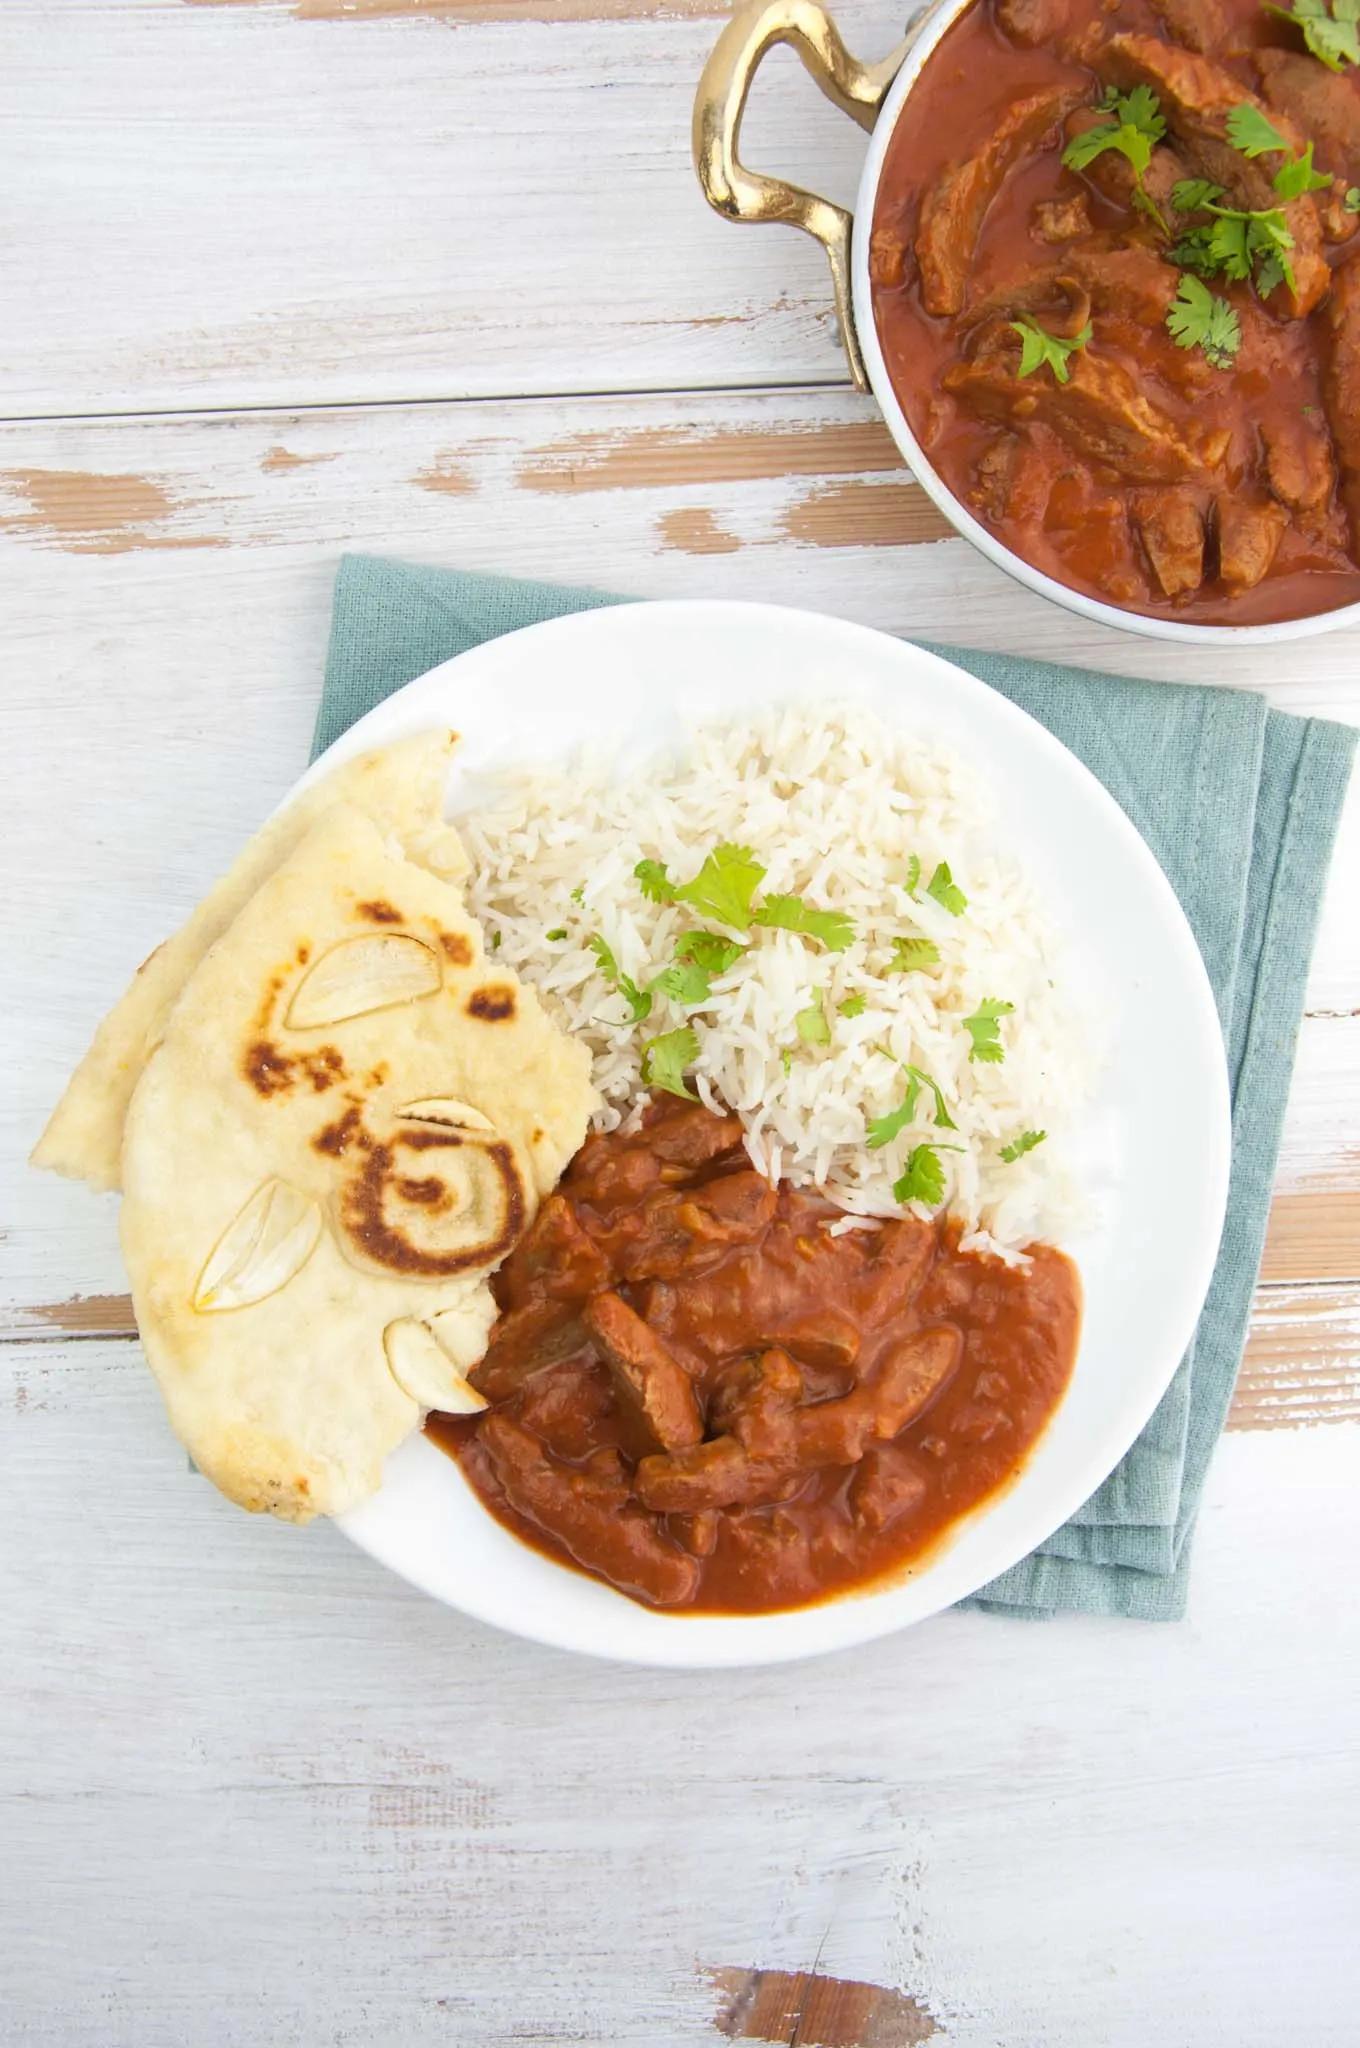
[317, 555, 1355, 1622]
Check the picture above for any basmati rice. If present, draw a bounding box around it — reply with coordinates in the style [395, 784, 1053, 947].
[458, 703, 1098, 1258]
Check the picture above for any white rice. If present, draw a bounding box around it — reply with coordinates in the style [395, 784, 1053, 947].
[459, 702, 1099, 1258]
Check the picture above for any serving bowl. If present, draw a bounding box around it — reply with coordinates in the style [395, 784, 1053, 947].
[692, 0, 1360, 646]
[325, 600, 1232, 1665]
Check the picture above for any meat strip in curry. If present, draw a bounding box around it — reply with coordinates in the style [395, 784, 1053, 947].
[868, 0, 1360, 626]
[429, 1099, 1081, 1614]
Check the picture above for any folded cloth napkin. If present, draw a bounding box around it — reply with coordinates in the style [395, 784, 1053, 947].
[316, 554, 1355, 1622]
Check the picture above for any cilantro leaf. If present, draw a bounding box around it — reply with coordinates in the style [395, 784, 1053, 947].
[1225, 101, 1290, 156]
[586, 933, 652, 1023]
[1244, 210, 1296, 292]
[838, 994, 868, 1018]
[1225, 100, 1333, 198]
[1131, 184, 1170, 233]
[907, 1064, 958, 1130]
[1107, 82, 1165, 133]
[651, 959, 715, 1006]
[752, 893, 856, 952]
[674, 930, 745, 976]
[1263, 0, 1358, 70]
[926, 862, 968, 916]
[1171, 177, 1225, 212]
[795, 1003, 831, 1047]
[634, 858, 675, 904]
[1254, 244, 1289, 296]
[1000, 1129, 1047, 1163]
[1169, 225, 1220, 274]
[672, 843, 765, 929]
[867, 1096, 917, 1150]
[867, 1059, 927, 1149]
[545, 927, 568, 941]
[570, 884, 585, 906]
[641, 1026, 699, 1100]
[866, 1063, 956, 1148]
[1010, 314, 1094, 385]
[490, 930, 502, 951]
[1166, 273, 1243, 369]
[1346, 187, 1360, 213]
[1172, 198, 1295, 298]
[1063, 87, 1166, 219]
[888, 935, 942, 973]
[962, 997, 1014, 1063]
[1273, 141, 1332, 198]
[1066, 86, 1165, 176]
[781, 1047, 794, 1076]
[893, 1145, 950, 1209]
[904, 853, 922, 896]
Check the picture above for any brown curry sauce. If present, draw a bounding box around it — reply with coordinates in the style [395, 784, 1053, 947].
[428, 1100, 1080, 1614]
[869, 0, 1360, 626]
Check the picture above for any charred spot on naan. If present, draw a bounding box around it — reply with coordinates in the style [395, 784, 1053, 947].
[310, 1099, 530, 1278]
[438, 930, 474, 967]
[356, 899, 402, 924]
[313, 1103, 367, 1157]
[336, 1126, 527, 1278]
[108, 799, 596, 1523]
[243, 1040, 346, 1100]
[467, 984, 516, 1022]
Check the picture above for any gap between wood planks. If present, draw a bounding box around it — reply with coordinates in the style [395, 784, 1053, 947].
[184, 0, 732, 21]
[11, 1269, 1360, 1433]
[0, 373, 861, 435]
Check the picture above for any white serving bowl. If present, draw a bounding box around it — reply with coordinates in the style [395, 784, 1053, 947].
[296, 600, 1236, 1666]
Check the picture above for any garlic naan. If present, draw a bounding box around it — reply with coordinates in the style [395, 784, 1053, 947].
[118, 803, 595, 1521]
[33, 730, 467, 1193]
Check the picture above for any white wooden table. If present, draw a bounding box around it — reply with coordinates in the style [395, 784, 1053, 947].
[5, 5, 1359, 2042]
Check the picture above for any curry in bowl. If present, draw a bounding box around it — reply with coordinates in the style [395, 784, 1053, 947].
[434, 1099, 1080, 1613]
[868, 0, 1360, 626]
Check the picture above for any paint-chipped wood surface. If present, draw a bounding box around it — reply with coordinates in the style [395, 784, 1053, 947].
[4, 1328, 1359, 2046]
[4, 1, 1360, 2042]
[0, 0, 912, 416]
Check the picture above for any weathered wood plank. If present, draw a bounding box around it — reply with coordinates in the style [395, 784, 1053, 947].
[2, 1329, 1358, 2047]
[2, 0, 911, 416]
[1232, 1282, 1360, 1432]
[8, 1275, 1360, 1444]
[3, 389, 1356, 1331]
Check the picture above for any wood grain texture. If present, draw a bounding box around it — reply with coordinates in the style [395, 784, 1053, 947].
[0, 0, 912, 415]
[2, 391, 1356, 1343]
[3, 1330, 1359, 2046]
[1232, 1284, 1360, 1431]
[709, 1966, 941, 2044]
[13, 1274, 1360, 1438]
[188, 0, 732, 19]
[5, 5, 1359, 2041]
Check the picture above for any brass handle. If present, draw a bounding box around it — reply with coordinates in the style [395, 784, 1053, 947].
[692, 0, 919, 392]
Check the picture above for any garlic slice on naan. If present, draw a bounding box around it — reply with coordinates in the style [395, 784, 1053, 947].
[118, 803, 595, 1522]
[32, 730, 467, 1193]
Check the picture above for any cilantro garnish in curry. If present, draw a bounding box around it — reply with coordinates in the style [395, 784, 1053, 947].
[868, 0, 1360, 624]
[1263, 0, 1359, 73]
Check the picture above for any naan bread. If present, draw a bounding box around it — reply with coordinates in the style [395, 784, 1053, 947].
[119, 803, 596, 1521]
[32, 730, 467, 1193]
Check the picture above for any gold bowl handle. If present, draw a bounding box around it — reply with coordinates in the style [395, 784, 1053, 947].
[692, 0, 921, 392]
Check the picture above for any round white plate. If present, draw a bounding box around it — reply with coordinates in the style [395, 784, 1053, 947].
[295, 599, 1230, 1667]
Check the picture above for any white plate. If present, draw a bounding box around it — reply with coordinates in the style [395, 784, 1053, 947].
[293, 600, 1230, 1667]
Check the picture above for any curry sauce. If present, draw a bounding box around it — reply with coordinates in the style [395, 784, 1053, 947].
[429, 1101, 1080, 1614]
[869, 0, 1360, 626]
